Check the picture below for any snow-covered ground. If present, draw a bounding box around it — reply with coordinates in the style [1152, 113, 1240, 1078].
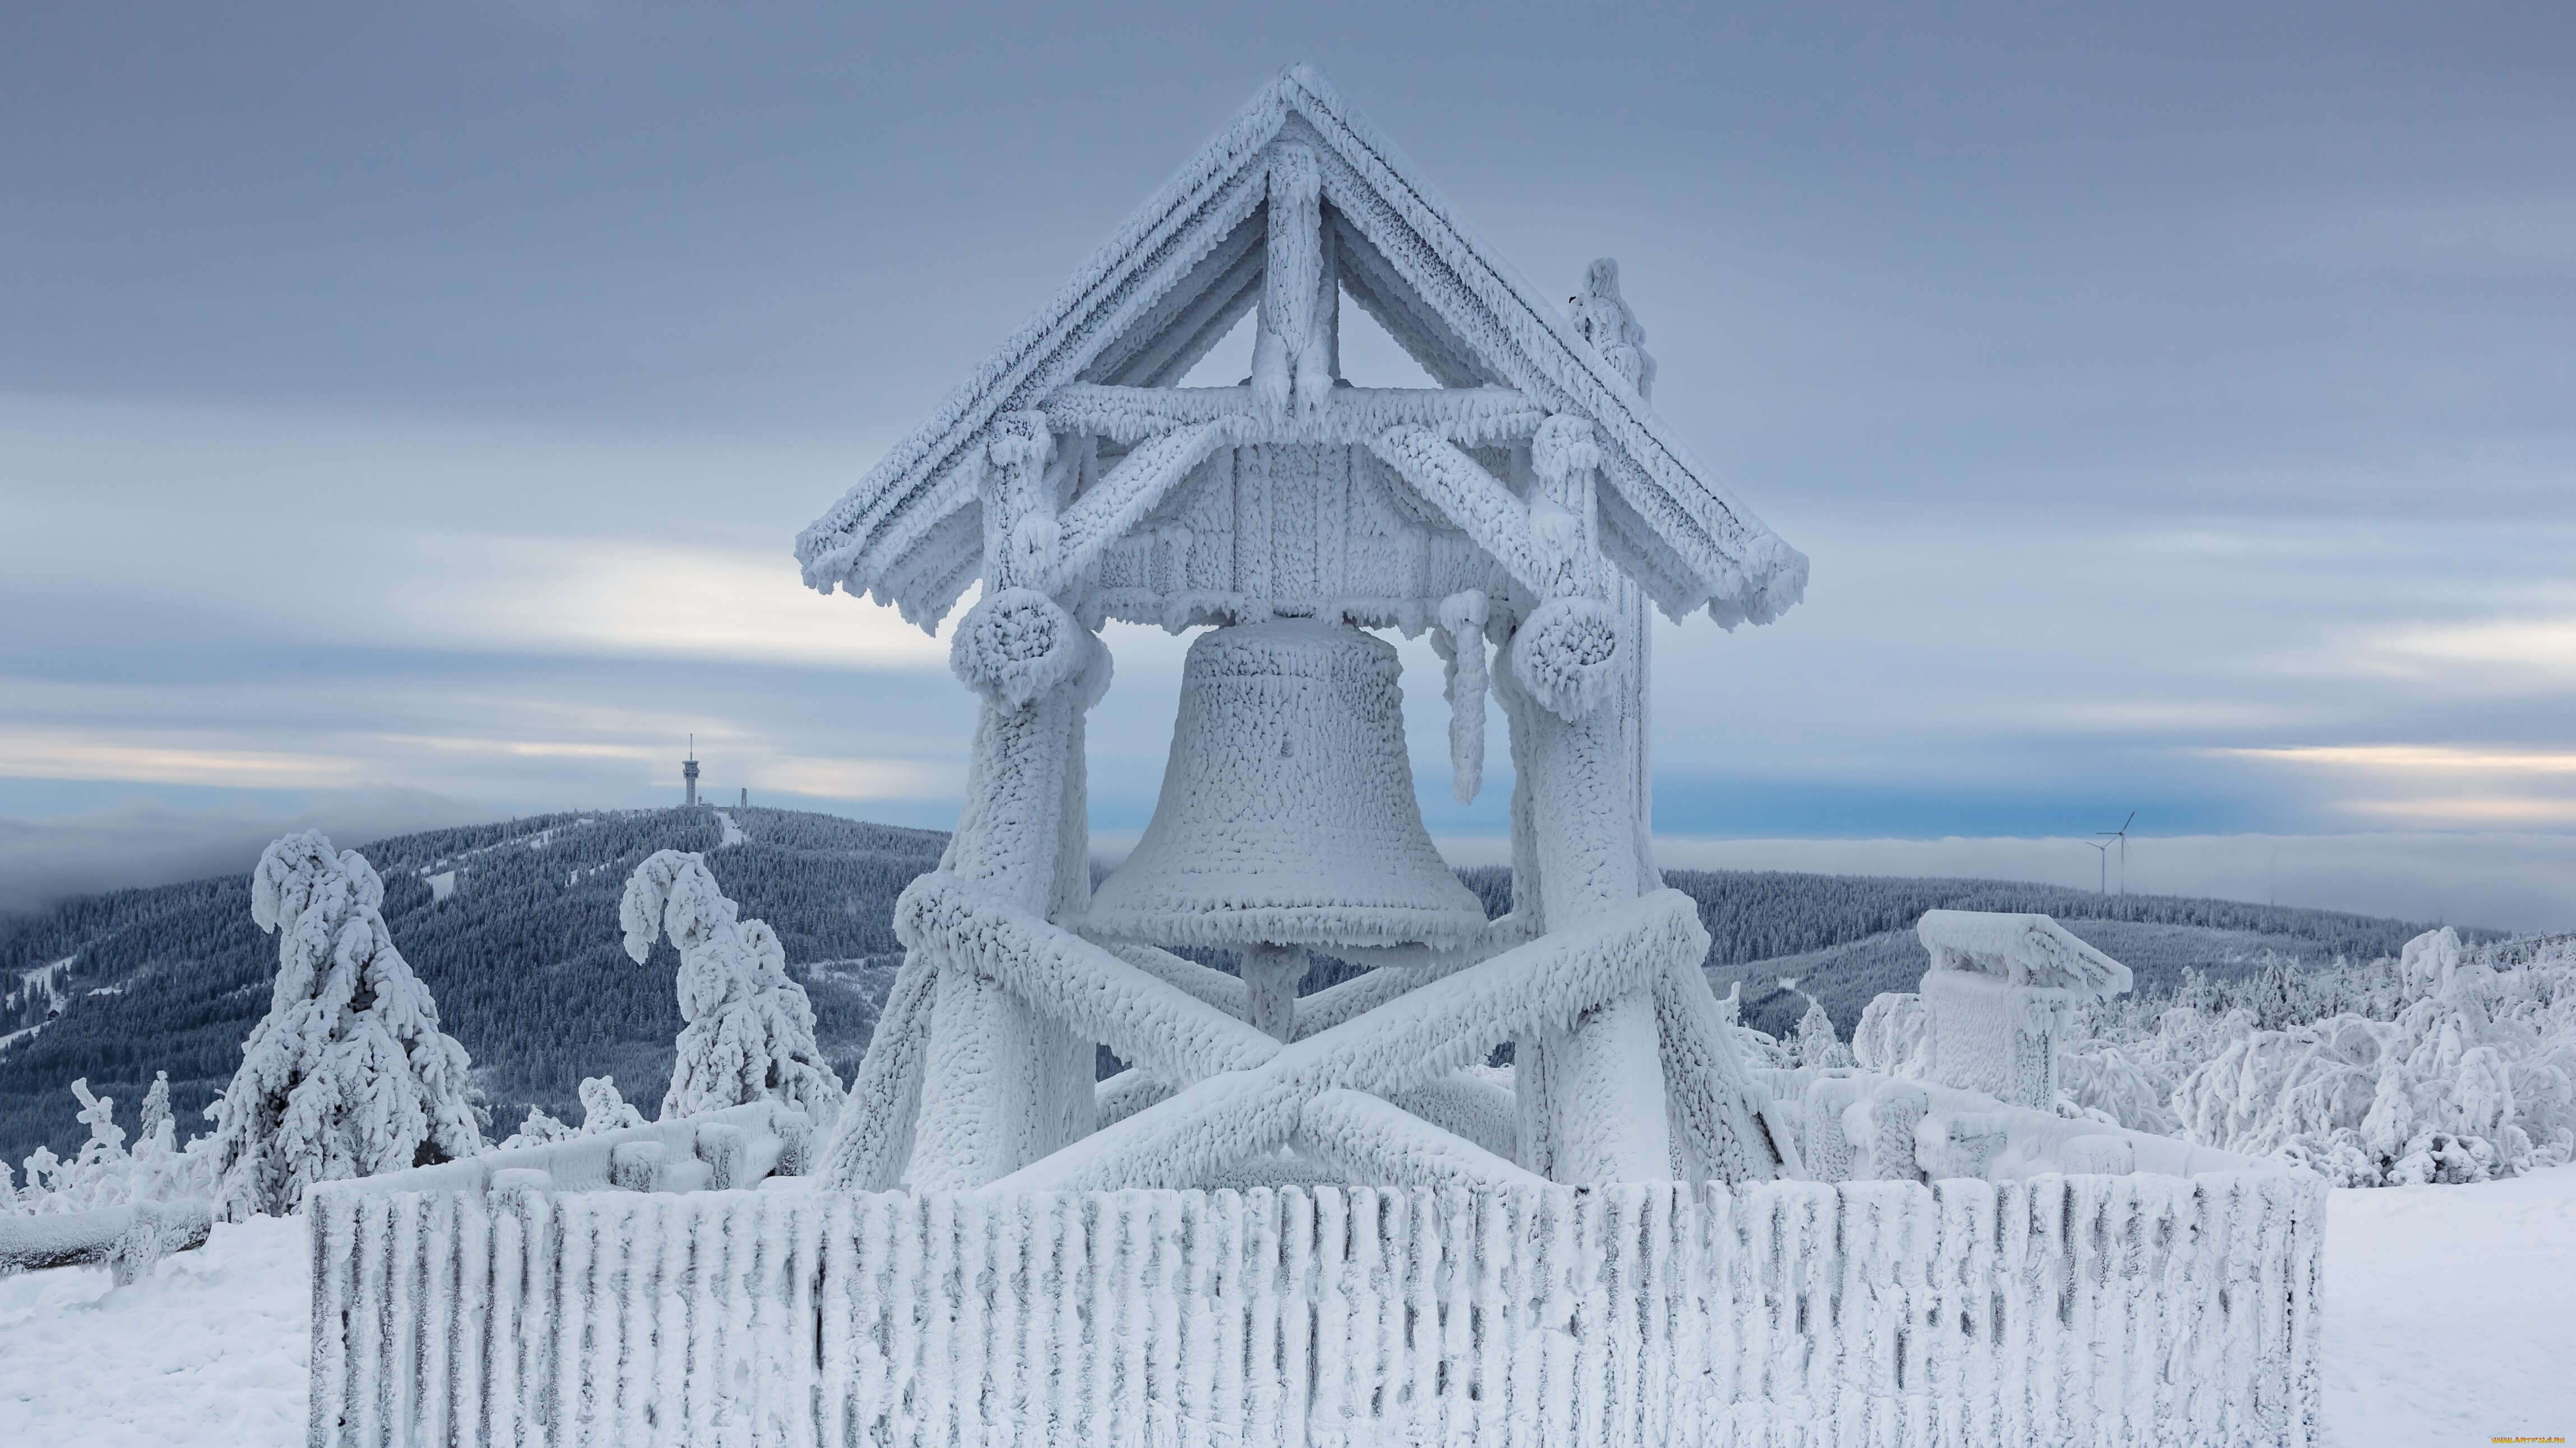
[3, 1169, 2570, 1445]
[0, 1216, 306, 1446]
[2322, 1164, 2576, 1445]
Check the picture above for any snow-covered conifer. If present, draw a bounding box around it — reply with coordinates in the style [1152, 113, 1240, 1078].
[621, 850, 842, 1121]
[1794, 997, 1854, 1070]
[138, 1071, 171, 1142]
[204, 831, 484, 1217]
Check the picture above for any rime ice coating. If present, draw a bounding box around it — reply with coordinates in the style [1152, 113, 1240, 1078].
[791, 64, 1806, 633]
[621, 849, 845, 1123]
[308, 1174, 2328, 1448]
[202, 831, 483, 1219]
[1084, 620, 1490, 951]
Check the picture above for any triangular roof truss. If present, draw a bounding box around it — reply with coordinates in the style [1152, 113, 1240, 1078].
[797, 66, 1806, 633]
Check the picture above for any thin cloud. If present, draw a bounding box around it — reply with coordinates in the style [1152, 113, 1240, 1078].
[759, 756, 961, 802]
[0, 790, 488, 914]
[0, 732, 372, 789]
[2217, 745, 2576, 774]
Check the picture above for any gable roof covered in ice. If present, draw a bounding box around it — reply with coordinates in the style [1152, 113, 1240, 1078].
[1916, 908, 2134, 998]
[794, 64, 1806, 633]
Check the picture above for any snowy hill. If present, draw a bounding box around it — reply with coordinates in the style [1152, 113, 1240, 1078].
[0, 807, 944, 1167]
[1702, 906, 2461, 1040]
[1460, 866, 2455, 1039]
[2, 811, 2458, 1167]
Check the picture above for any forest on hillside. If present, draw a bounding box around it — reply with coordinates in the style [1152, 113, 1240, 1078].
[1, 807, 2460, 1164]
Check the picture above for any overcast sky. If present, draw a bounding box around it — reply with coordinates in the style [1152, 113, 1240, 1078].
[4, 4, 2573, 926]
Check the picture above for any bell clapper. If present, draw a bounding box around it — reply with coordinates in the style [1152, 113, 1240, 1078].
[1240, 942, 1308, 1042]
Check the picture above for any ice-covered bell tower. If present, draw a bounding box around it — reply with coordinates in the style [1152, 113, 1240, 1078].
[794, 63, 1809, 1195]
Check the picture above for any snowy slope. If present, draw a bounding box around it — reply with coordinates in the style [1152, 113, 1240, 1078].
[0, 807, 946, 1166]
[4, 1168, 2568, 1446]
[1710, 913, 2454, 1039]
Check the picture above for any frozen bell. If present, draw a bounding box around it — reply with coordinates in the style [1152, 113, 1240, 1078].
[1085, 619, 1489, 952]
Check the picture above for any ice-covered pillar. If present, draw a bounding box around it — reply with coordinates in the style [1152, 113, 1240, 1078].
[1251, 141, 1335, 421]
[1239, 943, 1308, 1042]
[1913, 910, 2132, 1112]
[1570, 258, 1662, 892]
[1505, 415, 1671, 1183]
[909, 411, 1102, 1188]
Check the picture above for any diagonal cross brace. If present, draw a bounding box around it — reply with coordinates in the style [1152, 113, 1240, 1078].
[984, 888, 1709, 1193]
[897, 870, 1281, 1088]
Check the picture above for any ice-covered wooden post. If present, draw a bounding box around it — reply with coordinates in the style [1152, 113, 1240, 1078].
[907, 413, 1104, 1187]
[1501, 415, 1668, 1180]
[1914, 909, 2133, 1109]
[795, 64, 1808, 1192]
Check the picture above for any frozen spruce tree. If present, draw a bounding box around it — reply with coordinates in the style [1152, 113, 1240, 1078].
[1795, 996, 1856, 1070]
[138, 1071, 172, 1142]
[205, 831, 483, 1216]
[622, 850, 842, 1121]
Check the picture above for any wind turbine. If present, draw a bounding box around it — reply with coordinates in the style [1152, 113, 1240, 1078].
[2083, 838, 2112, 895]
[2099, 812, 2135, 895]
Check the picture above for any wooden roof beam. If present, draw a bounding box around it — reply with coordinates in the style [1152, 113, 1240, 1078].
[1045, 383, 1544, 447]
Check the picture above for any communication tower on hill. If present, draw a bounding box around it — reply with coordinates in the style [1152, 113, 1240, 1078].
[683, 735, 699, 807]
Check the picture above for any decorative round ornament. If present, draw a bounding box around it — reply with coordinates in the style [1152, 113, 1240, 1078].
[1510, 595, 1621, 720]
[950, 587, 1087, 707]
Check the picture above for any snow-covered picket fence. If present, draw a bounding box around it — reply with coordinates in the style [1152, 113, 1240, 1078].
[310, 1172, 2323, 1447]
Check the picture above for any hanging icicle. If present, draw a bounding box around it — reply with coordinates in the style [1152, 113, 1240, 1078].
[1435, 589, 1489, 803]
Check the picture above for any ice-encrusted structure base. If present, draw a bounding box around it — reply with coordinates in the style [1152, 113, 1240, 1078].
[309, 1174, 2323, 1448]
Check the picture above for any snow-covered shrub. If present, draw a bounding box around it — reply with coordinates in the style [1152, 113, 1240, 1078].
[1843, 926, 2576, 1172]
[1852, 992, 1930, 1077]
[577, 1075, 647, 1132]
[7, 1073, 214, 1214]
[203, 831, 485, 1218]
[622, 850, 843, 1121]
[2167, 928, 2576, 1184]
[497, 1107, 575, 1151]
[2055, 1037, 2180, 1135]
[10, 1082, 128, 1213]
[1710, 981, 1794, 1068]
[493, 1076, 646, 1150]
